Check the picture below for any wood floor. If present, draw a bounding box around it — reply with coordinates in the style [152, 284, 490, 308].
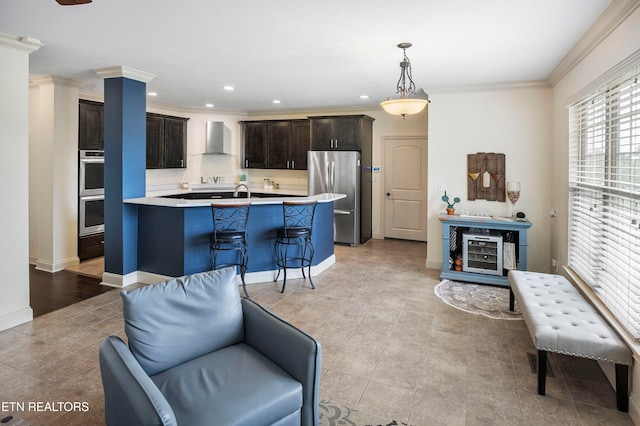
[29, 265, 112, 317]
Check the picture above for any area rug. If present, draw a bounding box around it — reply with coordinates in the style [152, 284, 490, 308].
[319, 400, 407, 426]
[434, 280, 521, 320]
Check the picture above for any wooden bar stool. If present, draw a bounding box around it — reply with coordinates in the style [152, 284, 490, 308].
[210, 203, 250, 298]
[274, 201, 317, 293]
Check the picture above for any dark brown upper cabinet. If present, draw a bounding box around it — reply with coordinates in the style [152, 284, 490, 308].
[146, 113, 188, 169]
[310, 115, 373, 151]
[79, 100, 104, 150]
[241, 119, 309, 170]
[242, 121, 269, 169]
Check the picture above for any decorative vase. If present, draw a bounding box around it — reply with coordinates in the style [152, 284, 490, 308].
[446, 208, 455, 216]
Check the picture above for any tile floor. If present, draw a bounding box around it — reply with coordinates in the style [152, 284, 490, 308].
[0, 239, 634, 425]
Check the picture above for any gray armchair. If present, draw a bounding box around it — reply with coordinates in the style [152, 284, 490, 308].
[99, 267, 321, 426]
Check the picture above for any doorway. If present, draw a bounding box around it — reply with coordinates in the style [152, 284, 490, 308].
[383, 136, 428, 241]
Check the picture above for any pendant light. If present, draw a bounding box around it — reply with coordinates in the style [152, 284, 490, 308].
[380, 42, 430, 119]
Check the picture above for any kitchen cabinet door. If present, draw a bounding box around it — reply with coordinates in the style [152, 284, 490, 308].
[291, 120, 310, 170]
[243, 122, 268, 168]
[163, 117, 187, 168]
[267, 121, 292, 169]
[79, 100, 104, 150]
[333, 117, 361, 150]
[146, 115, 164, 169]
[310, 118, 334, 150]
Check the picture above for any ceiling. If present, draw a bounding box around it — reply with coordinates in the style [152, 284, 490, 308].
[1, 0, 613, 113]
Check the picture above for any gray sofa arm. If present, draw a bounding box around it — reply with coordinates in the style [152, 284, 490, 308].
[242, 298, 322, 426]
[99, 336, 177, 426]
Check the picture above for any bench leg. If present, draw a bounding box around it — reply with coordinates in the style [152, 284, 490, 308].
[537, 350, 547, 395]
[615, 364, 629, 412]
[509, 286, 515, 312]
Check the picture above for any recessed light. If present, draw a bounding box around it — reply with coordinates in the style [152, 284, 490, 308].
[205, 103, 214, 108]
[148, 92, 158, 96]
[272, 100, 281, 104]
[223, 86, 234, 91]
[360, 95, 370, 99]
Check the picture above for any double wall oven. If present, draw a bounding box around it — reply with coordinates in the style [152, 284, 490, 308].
[79, 150, 105, 237]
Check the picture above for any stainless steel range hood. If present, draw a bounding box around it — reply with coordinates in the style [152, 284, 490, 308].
[205, 121, 232, 154]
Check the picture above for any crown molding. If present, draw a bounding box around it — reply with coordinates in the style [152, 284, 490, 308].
[30, 75, 85, 89]
[427, 80, 550, 95]
[94, 65, 156, 83]
[0, 33, 43, 54]
[547, 0, 640, 86]
[565, 47, 640, 106]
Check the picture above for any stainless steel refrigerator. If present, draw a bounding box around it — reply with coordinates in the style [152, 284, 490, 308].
[308, 151, 361, 246]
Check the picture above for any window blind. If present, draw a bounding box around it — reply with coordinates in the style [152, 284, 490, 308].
[568, 63, 640, 338]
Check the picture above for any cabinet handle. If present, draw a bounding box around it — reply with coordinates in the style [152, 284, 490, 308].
[330, 139, 334, 149]
[335, 139, 338, 149]
[292, 160, 295, 169]
[287, 160, 290, 169]
[180, 159, 184, 167]
[245, 160, 248, 167]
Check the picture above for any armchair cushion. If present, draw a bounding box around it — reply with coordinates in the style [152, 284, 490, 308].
[151, 343, 302, 426]
[121, 267, 243, 375]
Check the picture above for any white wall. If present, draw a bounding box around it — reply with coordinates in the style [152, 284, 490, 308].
[0, 34, 42, 330]
[29, 77, 83, 272]
[427, 86, 553, 272]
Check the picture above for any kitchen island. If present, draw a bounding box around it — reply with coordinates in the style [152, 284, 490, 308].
[124, 190, 345, 284]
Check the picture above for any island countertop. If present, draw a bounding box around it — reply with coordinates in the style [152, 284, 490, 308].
[125, 191, 345, 208]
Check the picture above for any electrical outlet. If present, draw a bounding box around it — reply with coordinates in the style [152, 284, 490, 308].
[437, 183, 445, 192]
[551, 258, 558, 273]
[550, 209, 557, 218]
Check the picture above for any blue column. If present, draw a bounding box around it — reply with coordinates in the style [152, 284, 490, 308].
[103, 77, 146, 276]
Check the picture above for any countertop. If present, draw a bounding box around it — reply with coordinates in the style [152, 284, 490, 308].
[125, 185, 345, 208]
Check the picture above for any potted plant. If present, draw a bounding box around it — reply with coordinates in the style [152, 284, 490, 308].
[441, 191, 460, 215]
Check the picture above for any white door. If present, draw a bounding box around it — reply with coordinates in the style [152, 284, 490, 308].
[384, 137, 428, 241]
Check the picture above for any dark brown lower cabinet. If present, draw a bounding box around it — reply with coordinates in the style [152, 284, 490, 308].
[79, 232, 104, 261]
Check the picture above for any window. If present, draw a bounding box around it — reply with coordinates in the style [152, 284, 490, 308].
[568, 64, 640, 338]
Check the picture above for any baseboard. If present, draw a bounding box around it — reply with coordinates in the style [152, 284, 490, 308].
[101, 271, 139, 288]
[35, 256, 79, 273]
[99, 255, 337, 289]
[426, 259, 442, 270]
[0, 307, 33, 332]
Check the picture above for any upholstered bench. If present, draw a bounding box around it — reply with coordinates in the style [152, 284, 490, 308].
[508, 270, 632, 412]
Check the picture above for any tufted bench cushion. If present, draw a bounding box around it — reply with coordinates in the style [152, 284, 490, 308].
[508, 270, 632, 411]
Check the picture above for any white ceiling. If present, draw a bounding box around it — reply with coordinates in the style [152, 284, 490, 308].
[1, 0, 613, 113]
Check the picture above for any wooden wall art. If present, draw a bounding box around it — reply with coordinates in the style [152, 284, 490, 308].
[467, 152, 505, 201]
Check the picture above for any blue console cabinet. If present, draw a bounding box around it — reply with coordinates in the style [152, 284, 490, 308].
[439, 214, 532, 286]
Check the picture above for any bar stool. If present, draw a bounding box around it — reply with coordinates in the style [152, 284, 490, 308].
[210, 203, 250, 298]
[274, 201, 317, 293]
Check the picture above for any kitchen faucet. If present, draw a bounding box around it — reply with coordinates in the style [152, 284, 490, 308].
[233, 183, 251, 198]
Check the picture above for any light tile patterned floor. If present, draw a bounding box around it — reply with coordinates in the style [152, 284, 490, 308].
[0, 239, 634, 425]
